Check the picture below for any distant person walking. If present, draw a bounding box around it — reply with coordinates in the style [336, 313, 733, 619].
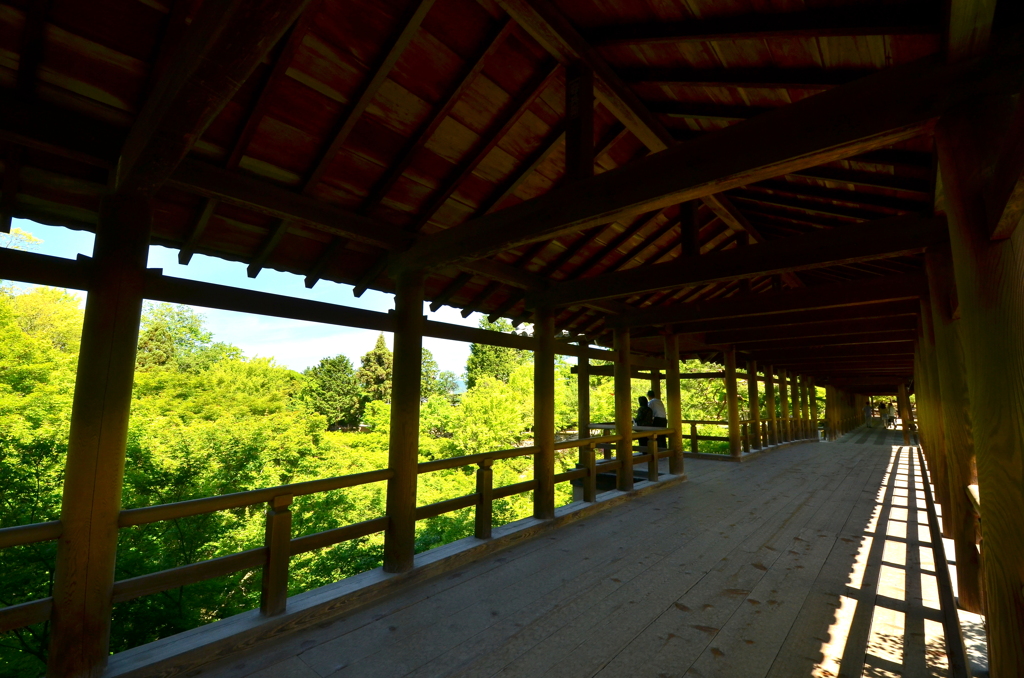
[886, 401, 896, 429]
[647, 390, 668, 448]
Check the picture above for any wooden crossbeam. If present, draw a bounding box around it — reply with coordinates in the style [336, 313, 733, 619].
[737, 330, 919, 352]
[744, 180, 929, 215]
[396, 51, 1020, 271]
[788, 166, 932, 196]
[704, 315, 919, 345]
[617, 67, 876, 91]
[167, 158, 413, 251]
[116, 0, 314, 193]
[538, 215, 946, 307]
[617, 273, 927, 329]
[581, 4, 939, 47]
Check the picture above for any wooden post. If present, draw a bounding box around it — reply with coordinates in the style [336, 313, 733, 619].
[690, 422, 698, 455]
[920, 298, 954, 536]
[260, 494, 292, 617]
[614, 326, 634, 491]
[808, 376, 818, 441]
[475, 460, 493, 539]
[937, 108, 1024, 671]
[765, 365, 778, 445]
[564, 62, 594, 183]
[747, 360, 761, 449]
[648, 434, 659, 481]
[664, 334, 685, 475]
[383, 270, 424, 573]
[778, 368, 790, 442]
[577, 340, 590, 462]
[724, 347, 742, 458]
[534, 306, 556, 519]
[47, 194, 152, 677]
[582, 444, 597, 502]
[897, 383, 912, 444]
[926, 250, 984, 613]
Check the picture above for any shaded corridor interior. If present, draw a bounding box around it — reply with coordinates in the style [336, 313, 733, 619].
[188, 433, 958, 678]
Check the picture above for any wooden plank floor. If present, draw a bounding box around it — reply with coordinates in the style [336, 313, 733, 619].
[195, 432, 959, 678]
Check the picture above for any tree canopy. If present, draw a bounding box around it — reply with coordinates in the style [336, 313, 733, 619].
[465, 318, 528, 389]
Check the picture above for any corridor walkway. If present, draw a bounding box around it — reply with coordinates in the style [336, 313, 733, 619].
[194, 434, 960, 678]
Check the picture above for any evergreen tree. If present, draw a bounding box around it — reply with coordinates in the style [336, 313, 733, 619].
[136, 303, 240, 372]
[357, 333, 393, 403]
[465, 318, 528, 389]
[302, 354, 362, 429]
[421, 348, 458, 403]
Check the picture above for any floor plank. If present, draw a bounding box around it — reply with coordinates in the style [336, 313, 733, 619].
[188, 432, 962, 678]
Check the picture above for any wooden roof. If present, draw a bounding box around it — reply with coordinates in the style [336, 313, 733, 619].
[0, 0, 1013, 389]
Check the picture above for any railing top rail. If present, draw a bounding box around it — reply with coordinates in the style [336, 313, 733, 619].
[553, 434, 620, 450]
[417, 445, 538, 473]
[0, 520, 62, 549]
[118, 467, 394, 527]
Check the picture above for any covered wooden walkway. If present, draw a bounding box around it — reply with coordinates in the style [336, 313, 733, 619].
[191, 435, 960, 678]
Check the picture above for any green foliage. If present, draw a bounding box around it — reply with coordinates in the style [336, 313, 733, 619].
[136, 304, 240, 372]
[357, 333, 392, 403]
[465, 318, 527, 389]
[302, 354, 362, 429]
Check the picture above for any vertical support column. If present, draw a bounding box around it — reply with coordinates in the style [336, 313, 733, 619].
[680, 200, 700, 258]
[920, 298, 953, 536]
[765, 365, 777, 445]
[614, 326, 633, 491]
[724, 348, 741, 459]
[747, 360, 761, 450]
[799, 375, 810, 439]
[534, 306, 556, 519]
[937, 110, 1024, 670]
[664, 334, 684, 476]
[577, 340, 590, 449]
[808, 376, 818, 441]
[778, 368, 790, 442]
[898, 383, 912, 445]
[564, 62, 594, 184]
[260, 495, 293, 616]
[926, 250, 984, 613]
[383, 270, 424, 573]
[475, 460, 493, 539]
[48, 194, 152, 677]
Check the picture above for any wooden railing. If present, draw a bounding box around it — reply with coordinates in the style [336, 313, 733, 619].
[0, 429, 674, 633]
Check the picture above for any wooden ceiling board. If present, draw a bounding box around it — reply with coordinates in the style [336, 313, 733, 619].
[48, 0, 168, 64]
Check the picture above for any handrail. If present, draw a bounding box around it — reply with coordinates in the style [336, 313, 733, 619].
[0, 520, 62, 549]
[417, 446, 537, 474]
[119, 468, 395, 527]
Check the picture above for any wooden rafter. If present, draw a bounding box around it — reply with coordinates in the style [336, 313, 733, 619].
[16, 0, 51, 95]
[398, 48, 1019, 272]
[116, 0, 314, 193]
[617, 67, 876, 91]
[347, 61, 561, 295]
[582, 4, 939, 47]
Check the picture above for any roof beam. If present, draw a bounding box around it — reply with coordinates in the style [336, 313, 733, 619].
[167, 158, 413, 251]
[116, 0, 314, 193]
[617, 67, 876, 91]
[704, 316, 920, 345]
[582, 4, 939, 47]
[538, 215, 946, 308]
[395, 51, 1022, 271]
[616, 273, 927, 330]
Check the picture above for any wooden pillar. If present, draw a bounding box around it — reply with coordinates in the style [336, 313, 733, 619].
[564, 62, 594, 183]
[899, 382, 916, 443]
[747, 360, 761, 450]
[825, 385, 836, 440]
[382, 270, 424, 573]
[778, 368, 790, 442]
[920, 297, 954, 537]
[48, 194, 152, 677]
[765, 365, 777, 445]
[792, 373, 803, 439]
[534, 307, 556, 519]
[808, 376, 818, 440]
[680, 201, 700, 258]
[577, 340, 590, 464]
[664, 334, 685, 476]
[614, 326, 633, 491]
[926, 250, 984, 613]
[724, 348, 742, 458]
[937, 110, 1024, 672]
[800, 375, 810, 439]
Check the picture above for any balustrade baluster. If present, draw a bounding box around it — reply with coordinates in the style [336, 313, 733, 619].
[475, 460, 493, 539]
[261, 494, 293, 616]
[690, 423, 698, 455]
[583, 443, 597, 502]
[648, 434, 659, 482]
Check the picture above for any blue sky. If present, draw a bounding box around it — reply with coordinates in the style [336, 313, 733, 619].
[3, 218, 487, 376]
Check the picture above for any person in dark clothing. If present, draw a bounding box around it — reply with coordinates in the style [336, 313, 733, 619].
[635, 396, 654, 427]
